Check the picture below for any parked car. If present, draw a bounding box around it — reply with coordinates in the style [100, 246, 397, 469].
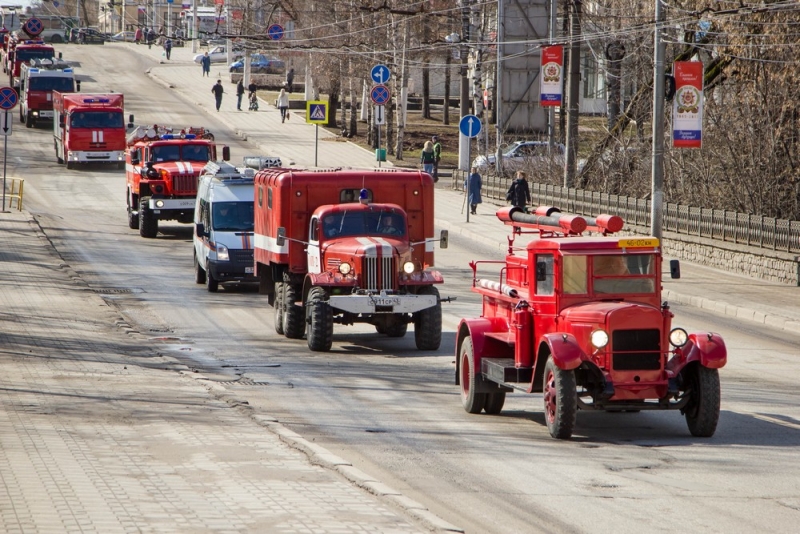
[472, 140, 565, 174]
[193, 45, 230, 64]
[110, 31, 136, 42]
[69, 27, 108, 44]
[229, 53, 285, 74]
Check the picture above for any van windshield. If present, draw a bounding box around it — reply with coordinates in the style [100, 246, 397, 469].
[212, 201, 254, 232]
[16, 49, 55, 62]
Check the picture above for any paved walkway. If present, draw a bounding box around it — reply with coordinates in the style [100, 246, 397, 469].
[1, 41, 799, 533]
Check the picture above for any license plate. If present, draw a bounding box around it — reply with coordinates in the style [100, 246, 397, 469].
[245, 267, 254, 274]
[373, 298, 400, 306]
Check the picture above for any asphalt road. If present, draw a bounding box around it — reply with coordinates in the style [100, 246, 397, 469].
[11, 43, 800, 533]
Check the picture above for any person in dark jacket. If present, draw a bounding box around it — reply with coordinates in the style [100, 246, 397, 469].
[163, 38, 172, 60]
[236, 80, 245, 110]
[465, 167, 483, 215]
[506, 170, 531, 210]
[201, 52, 211, 77]
[211, 80, 224, 111]
[286, 68, 295, 93]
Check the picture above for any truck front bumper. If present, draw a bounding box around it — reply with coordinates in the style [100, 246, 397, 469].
[67, 150, 124, 163]
[207, 259, 257, 284]
[148, 197, 196, 211]
[329, 291, 437, 315]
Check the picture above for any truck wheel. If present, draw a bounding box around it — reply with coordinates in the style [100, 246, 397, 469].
[274, 282, 285, 335]
[206, 268, 219, 293]
[484, 392, 506, 415]
[413, 286, 442, 350]
[139, 197, 158, 238]
[65, 159, 73, 170]
[460, 336, 487, 414]
[193, 252, 206, 284]
[682, 365, 721, 437]
[306, 287, 333, 352]
[55, 140, 64, 164]
[283, 284, 305, 339]
[543, 357, 577, 440]
[127, 194, 139, 229]
[384, 316, 408, 337]
[25, 112, 33, 128]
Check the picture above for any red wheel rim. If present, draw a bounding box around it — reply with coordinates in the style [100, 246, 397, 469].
[544, 369, 556, 424]
[460, 352, 470, 397]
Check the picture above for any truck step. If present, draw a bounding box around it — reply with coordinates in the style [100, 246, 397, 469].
[481, 358, 532, 384]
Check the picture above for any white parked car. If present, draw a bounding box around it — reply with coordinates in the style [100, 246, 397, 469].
[110, 31, 136, 42]
[472, 141, 565, 173]
[193, 46, 231, 64]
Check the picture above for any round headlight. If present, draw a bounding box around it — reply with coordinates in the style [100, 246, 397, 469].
[403, 261, 415, 274]
[155, 199, 165, 208]
[590, 329, 609, 349]
[669, 328, 688, 347]
[338, 262, 351, 275]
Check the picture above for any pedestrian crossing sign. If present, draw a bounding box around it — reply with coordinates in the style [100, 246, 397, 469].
[306, 101, 328, 124]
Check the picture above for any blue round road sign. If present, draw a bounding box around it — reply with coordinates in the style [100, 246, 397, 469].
[370, 64, 390, 84]
[370, 84, 390, 105]
[23, 17, 44, 37]
[268, 24, 284, 41]
[0, 87, 19, 110]
[459, 114, 481, 138]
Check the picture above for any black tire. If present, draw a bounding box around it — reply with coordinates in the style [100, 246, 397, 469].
[543, 356, 577, 439]
[65, 159, 73, 169]
[206, 267, 219, 292]
[194, 252, 206, 284]
[306, 287, 333, 352]
[283, 284, 305, 339]
[139, 197, 158, 238]
[51, 35, 63, 44]
[484, 392, 506, 415]
[384, 316, 408, 338]
[127, 193, 139, 229]
[413, 286, 442, 350]
[459, 337, 486, 414]
[274, 281, 285, 335]
[683, 365, 721, 437]
[55, 140, 64, 164]
[25, 112, 33, 128]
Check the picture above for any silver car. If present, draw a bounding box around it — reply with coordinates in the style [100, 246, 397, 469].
[472, 141, 565, 173]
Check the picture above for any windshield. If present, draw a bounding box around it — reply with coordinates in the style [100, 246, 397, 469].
[321, 209, 406, 238]
[16, 49, 55, 62]
[563, 254, 656, 295]
[69, 111, 124, 128]
[212, 201, 254, 232]
[151, 144, 210, 163]
[29, 77, 74, 92]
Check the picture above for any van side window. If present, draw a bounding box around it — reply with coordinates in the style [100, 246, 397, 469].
[199, 199, 210, 229]
[257, 187, 263, 207]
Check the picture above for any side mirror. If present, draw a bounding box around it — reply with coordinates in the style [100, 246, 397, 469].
[127, 114, 134, 128]
[536, 262, 547, 282]
[222, 146, 230, 161]
[75, 80, 81, 91]
[669, 259, 681, 279]
[131, 154, 140, 165]
[439, 230, 449, 249]
[276, 227, 286, 247]
[195, 223, 206, 237]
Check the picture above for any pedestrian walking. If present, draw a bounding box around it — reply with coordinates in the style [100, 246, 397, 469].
[465, 167, 483, 215]
[201, 52, 211, 77]
[211, 79, 224, 112]
[134, 27, 143, 45]
[163, 38, 172, 60]
[506, 170, 531, 210]
[285, 68, 295, 93]
[277, 88, 289, 123]
[147, 28, 155, 49]
[236, 80, 245, 111]
[420, 141, 436, 175]
[432, 135, 442, 182]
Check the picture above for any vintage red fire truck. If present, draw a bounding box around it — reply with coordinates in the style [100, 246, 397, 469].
[254, 168, 447, 352]
[456, 206, 727, 439]
[53, 92, 128, 169]
[19, 58, 76, 127]
[125, 124, 224, 238]
[6, 37, 55, 88]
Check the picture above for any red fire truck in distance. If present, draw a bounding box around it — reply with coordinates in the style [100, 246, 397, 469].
[125, 125, 226, 238]
[53, 92, 128, 169]
[19, 58, 76, 127]
[6, 37, 55, 88]
[456, 206, 727, 440]
[255, 168, 447, 352]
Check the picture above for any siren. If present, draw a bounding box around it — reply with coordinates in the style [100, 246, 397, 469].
[359, 188, 369, 204]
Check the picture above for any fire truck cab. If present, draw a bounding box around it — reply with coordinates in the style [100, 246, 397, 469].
[19, 58, 76, 127]
[254, 168, 447, 352]
[126, 125, 226, 238]
[53, 92, 128, 169]
[6, 37, 55, 88]
[456, 206, 727, 439]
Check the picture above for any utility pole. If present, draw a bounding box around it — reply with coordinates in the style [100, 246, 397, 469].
[458, 0, 471, 172]
[563, 0, 582, 188]
[548, 0, 557, 151]
[650, 0, 666, 240]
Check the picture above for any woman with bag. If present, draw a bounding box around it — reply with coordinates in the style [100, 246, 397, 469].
[420, 141, 436, 175]
[277, 88, 290, 123]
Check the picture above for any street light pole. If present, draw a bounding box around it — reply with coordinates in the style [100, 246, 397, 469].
[650, 0, 666, 240]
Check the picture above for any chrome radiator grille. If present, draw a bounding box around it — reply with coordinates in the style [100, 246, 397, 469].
[173, 174, 198, 195]
[362, 256, 395, 291]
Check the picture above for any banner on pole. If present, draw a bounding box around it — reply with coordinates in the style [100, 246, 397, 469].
[539, 45, 563, 108]
[672, 61, 704, 149]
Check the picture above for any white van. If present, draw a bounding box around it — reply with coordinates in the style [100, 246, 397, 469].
[193, 161, 257, 292]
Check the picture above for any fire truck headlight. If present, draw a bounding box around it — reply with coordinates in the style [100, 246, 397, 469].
[590, 329, 609, 349]
[403, 261, 415, 274]
[338, 262, 351, 275]
[216, 243, 229, 261]
[153, 185, 164, 194]
[155, 199, 165, 208]
[669, 328, 688, 347]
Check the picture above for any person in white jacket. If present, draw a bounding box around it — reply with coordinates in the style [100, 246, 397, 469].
[277, 89, 290, 123]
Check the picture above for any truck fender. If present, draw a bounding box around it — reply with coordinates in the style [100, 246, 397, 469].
[455, 317, 511, 386]
[680, 332, 727, 369]
[302, 273, 356, 300]
[539, 333, 586, 371]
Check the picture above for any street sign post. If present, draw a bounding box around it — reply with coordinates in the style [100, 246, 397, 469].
[0, 87, 17, 212]
[23, 17, 43, 38]
[268, 24, 284, 41]
[1, 110, 12, 136]
[370, 64, 390, 85]
[459, 114, 482, 223]
[374, 105, 385, 126]
[306, 101, 329, 167]
[370, 85, 390, 167]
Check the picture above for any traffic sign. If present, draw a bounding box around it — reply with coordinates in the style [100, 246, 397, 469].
[459, 114, 481, 138]
[1, 110, 12, 136]
[268, 24, 284, 41]
[374, 105, 385, 126]
[306, 100, 328, 124]
[0, 87, 18, 110]
[370, 84, 390, 105]
[23, 17, 43, 37]
[370, 64, 390, 84]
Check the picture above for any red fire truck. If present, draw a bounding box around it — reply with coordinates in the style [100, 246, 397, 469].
[254, 168, 447, 352]
[53, 92, 128, 169]
[19, 58, 76, 127]
[125, 125, 225, 238]
[6, 37, 55, 88]
[456, 206, 727, 439]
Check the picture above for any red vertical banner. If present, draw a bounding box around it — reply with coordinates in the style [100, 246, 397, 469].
[672, 61, 704, 148]
[539, 45, 564, 108]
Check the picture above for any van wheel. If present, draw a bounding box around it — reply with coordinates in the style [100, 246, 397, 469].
[194, 253, 206, 284]
[51, 35, 63, 44]
[283, 284, 305, 339]
[139, 197, 158, 238]
[306, 287, 333, 352]
[25, 113, 34, 128]
[274, 282, 285, 335]
[460, 336, 486, 414]
[206, 268, 219, 293]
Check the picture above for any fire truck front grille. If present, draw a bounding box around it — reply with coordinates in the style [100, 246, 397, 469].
[362, 256, 395, 292]
[611, 329, 661, 370]
[228, 249, 254, 266]
[173, 174, 198, 195]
